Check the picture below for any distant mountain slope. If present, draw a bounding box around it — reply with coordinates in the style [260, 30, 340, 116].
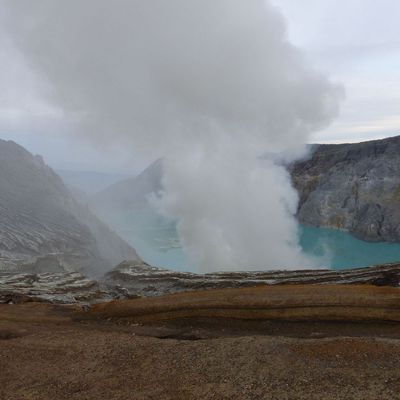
[0, 139, 140, 274]
[291, 135, 400, 242]
[57, 169, 132, 194]
[91, 159, 163, 212]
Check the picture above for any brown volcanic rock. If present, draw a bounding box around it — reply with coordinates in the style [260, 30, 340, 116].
[88, 284, 400, 323]
[1, 301, 400, 400]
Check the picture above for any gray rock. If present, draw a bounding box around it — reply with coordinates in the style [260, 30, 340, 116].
[103, 261, 400, 297]
[0, 271, 111, 304]
[2, 261, 399, 304]
[291, 135, 400, 242]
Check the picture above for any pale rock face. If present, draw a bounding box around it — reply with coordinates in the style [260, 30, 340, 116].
[0, 271, 112, 304]
[291, 135, 400, 242]
[0, 139, 140, 275]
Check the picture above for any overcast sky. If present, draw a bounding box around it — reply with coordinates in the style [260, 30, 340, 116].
[0, 0, 399, 173]
[272, 0, 400, 144]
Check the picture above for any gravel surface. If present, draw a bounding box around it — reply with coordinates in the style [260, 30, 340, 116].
[1, 303, 400, 399]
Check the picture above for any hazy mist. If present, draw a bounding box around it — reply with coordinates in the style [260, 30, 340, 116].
[2, 0, 343, 271]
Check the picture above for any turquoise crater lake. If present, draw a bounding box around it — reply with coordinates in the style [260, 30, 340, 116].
[107, 209, 400, 272]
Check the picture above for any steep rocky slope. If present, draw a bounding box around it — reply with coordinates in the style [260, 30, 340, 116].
[291, 135, 400, 242]
[0, 139, 139, 274]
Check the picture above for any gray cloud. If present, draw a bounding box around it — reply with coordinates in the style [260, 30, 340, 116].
[272, 0, 400, 143]
[2, 0, 342, 271]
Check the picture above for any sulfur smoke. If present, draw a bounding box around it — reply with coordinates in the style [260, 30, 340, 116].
[1, 0, 342, 271]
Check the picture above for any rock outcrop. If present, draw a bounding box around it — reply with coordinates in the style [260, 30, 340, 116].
[0, 139, 140, 274]
[103, 261, 400, 297]
[291, 135, 400, 242]
[0, 271, 111, 304]
[2, 262, 400, 304]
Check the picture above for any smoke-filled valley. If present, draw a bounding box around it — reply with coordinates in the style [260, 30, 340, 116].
[86, 135, 400, 272]
[1, 0, 343, 272]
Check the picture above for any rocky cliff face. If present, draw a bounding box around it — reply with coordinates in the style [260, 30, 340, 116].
[291, 135, 400, 242]
[0, 139, 140, 274]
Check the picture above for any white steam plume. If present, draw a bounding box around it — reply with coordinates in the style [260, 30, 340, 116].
[1, 0, 343, 271]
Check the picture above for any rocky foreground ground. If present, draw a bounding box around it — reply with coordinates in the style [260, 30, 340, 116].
[1, 296, 400, 400]
[2, 261, 400, 303]
[1, 268, 400, 399]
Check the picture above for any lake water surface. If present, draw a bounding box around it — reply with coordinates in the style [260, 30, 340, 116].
[107, 209, 400, 272]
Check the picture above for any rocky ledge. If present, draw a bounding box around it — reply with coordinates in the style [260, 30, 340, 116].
[103, 261, 400, 297]
[89, 284, 400, 323]
[2, 261, 400, 304]
[0, 272, 111, 304]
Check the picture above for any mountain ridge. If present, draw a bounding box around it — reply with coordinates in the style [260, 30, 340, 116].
[0, 139, 140, 275]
